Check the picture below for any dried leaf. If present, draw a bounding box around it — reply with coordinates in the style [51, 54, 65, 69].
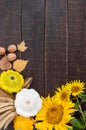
[0, 89, 14, 99]
[0, 102, 14, 108]
[4, 115, 17, 130]
[0, 106, 14, 114]
[0, 112, 17, 129]
[0, 89, 16, 130]
[17, 41, 28, 52]
[0, 110, 12, 120]
[0, 56, 12, 70]
[0, 97, 14, 102]
[24, 77, 33, 88]
[13, 59, 29, 72]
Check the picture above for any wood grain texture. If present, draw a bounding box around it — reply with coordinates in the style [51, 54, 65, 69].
[0, 1, 21, 130]
[0, 0, 21, 46]
[68, 0, 86, 81]
[22, 0, 45, 95]
[45, 0, 67, 96]
[0, 0, 86, 129]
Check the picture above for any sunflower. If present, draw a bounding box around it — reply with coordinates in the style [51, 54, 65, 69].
[14, 115, 35, 130]
[66, 80, 85, 96]
[35, 95, 75, 130]
[54, 85, 70, 103]
[0, 70, 24, 93]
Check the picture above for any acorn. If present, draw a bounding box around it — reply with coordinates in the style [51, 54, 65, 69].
[0, 47, 6, 55]
[7, 53, 17, 61]
[7, 45, 17, 53]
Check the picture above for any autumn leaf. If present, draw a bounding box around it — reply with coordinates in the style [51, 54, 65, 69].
[0, 56, 12, 70]
[17, 41, 28, 52]
[24, 77, 33, 88]
[13, 59, 29, 72]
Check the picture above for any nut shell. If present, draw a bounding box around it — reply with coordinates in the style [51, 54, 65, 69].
[7, 45, 17, 53]
[7, 53, 17, 61]
[0, 47, 6, 55]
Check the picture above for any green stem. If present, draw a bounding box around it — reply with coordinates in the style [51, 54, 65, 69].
[76, 97, 86, 128]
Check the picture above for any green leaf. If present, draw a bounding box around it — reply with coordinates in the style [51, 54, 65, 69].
[74, 102, 79, 109]
[81, 98, 86, 103]
[69, 118, 85, 129]
[78, 94, 86, 103]
[72, 127, 82, 130]
[78, 94, 86, 98]
[83, 110, 86, 120]
[71, 96, 77, 101]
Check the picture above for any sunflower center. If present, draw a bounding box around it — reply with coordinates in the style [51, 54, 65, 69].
[60, 92, 68, 101]
[71, 86, 80, 93]
[10, 76, 15, 80]
[46, 104, 64, 124]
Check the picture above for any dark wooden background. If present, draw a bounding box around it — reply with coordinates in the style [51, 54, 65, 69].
[0, 0, 86, 130]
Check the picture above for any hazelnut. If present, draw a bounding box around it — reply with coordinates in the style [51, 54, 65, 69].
[7, 44, 17, 53]
[7, 53, 17, 61]
[0, 47, 6, 55]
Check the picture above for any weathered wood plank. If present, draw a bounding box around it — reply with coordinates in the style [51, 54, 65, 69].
[22, 0, 45, 95]
[45, 0, 67, 96]
[68, 0, 86, 81]
[0, 1, 21, 130]
[0, 0, 21, 46]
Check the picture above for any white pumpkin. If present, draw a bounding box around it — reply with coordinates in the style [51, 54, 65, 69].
[14, 88, 42, 117]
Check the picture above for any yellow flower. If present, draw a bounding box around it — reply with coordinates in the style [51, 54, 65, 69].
[54, 85, 70, 102]
[0, 70, 24, 93]
[35, 95, 75, 130]
[66, 80, 85, 96]
[14, 116, 35, 130]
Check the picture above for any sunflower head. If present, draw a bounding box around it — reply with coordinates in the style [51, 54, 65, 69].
[36, 95, 75, 130]
[66, 80, 85, 96]
[14, 116, 35, 130]
[46, 103, 64, 124]
[0, 70, 24, 93]
[54, 85, 71, 102]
